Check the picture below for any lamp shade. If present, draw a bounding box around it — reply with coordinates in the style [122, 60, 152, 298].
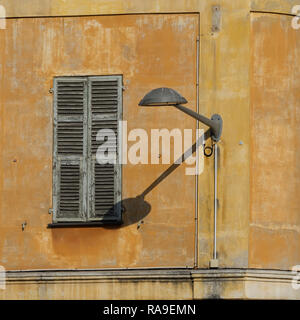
[138, 87, 188, 106]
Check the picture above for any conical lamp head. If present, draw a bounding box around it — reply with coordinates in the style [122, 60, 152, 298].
[138, 88, 188, 106]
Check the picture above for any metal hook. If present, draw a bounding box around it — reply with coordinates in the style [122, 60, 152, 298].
[204, 144, 214, 157]
[22, 221, 27, 231]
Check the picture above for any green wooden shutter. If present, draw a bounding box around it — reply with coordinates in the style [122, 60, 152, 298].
[87, 76, 122, 223]
[53, 78, 88, 222]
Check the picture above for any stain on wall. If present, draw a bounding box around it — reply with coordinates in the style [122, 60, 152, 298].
[250, 13, 300, 269]
[0, 14, 198, 269]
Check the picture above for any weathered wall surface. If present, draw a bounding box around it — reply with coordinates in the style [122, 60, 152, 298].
[0, 0, 298, 276]
[0, 14, 198, 269]
[251, 0, 299, 14]
[197, 0, 250, 268]
[250, 12, 300, 269]
[0, 0, 253, 272]
[1, 269, 299, 300]
[2, 0, 299, 17]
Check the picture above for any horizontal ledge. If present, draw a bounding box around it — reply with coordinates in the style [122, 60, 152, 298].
[47, 221, 122, 228]
[5, 268, 296, 278]
[3, 268, 299, 287]
[3, 268, 299, 300]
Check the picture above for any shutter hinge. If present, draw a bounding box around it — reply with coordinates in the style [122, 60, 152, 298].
[122, 85, 126, 91]
[48, 208, 53, 215]
[49, 88, 54, 94]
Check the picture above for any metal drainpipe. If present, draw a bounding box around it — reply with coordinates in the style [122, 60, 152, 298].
[209, 142, 219, 268]
[213, 143, 218, 260]
[194, 34, 200, 269]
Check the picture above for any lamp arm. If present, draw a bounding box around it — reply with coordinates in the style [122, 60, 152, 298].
[173, 104, 223, 142]
[173, 104, 214, 127]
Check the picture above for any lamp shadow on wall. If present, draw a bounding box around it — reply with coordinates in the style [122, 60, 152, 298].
[106, 129, 211, 229]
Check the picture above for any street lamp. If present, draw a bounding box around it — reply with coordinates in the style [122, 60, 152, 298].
[139, 87, 222, 269]
[138, 87, 223, 142]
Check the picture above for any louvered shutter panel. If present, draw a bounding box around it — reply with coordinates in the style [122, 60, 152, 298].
[53, 78, 88, 222]
[87, 76, 122, 222]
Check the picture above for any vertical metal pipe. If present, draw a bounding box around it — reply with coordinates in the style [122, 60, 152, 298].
[213, 143, 218, 260]
[194, 33, 200, 268]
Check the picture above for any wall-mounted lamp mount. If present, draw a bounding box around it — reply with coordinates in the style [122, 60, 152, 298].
[139, 87, 223, 142]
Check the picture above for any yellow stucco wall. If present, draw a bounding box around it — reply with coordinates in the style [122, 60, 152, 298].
[0, 0, 253, 271]
[1, 0, 299, 17]
[0, 0, 298, 277]
[250, 12, 300, 269]
[251, 0, 299, 14]
[0, 13, 199, 269]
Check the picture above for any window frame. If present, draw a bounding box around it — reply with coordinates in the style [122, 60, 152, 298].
[51, 75, 123, 226]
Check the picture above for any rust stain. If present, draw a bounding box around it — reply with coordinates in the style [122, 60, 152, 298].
[250, 13, 300, 269]
[0, 14, 197, 269]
